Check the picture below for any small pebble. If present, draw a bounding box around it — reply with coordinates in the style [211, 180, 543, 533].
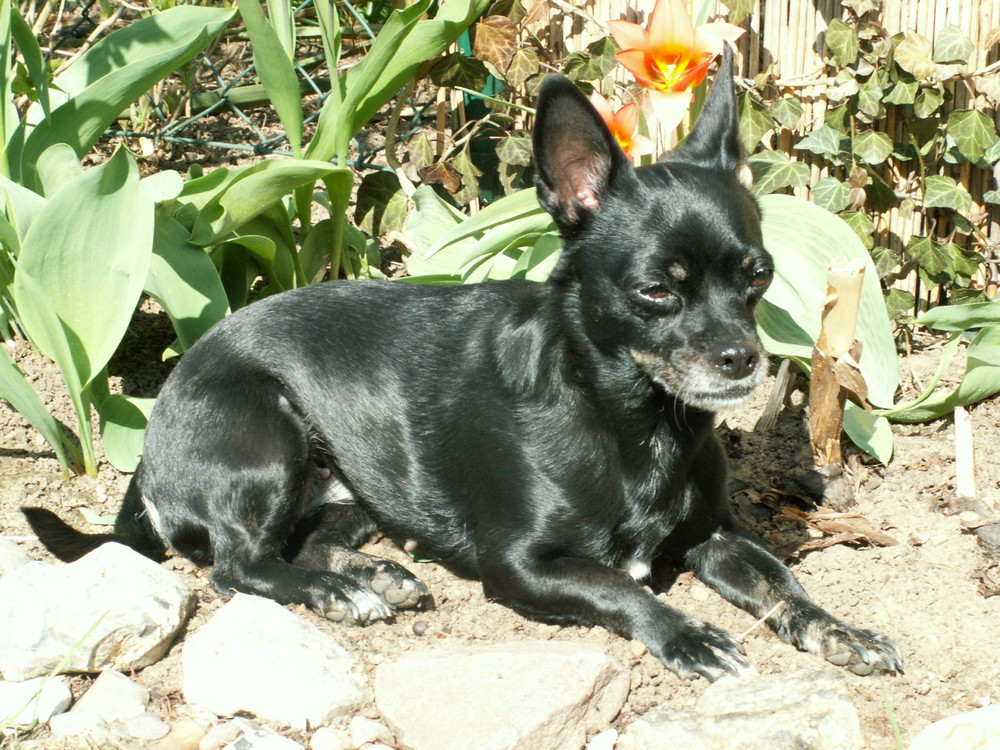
[157, 718, 206, 750]
[404, 539, 418, 553]
[412, 620, 428, 636]
[127, 712, 171, 741]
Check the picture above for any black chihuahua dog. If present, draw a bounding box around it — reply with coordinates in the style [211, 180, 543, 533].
[26, 48, 901, 680]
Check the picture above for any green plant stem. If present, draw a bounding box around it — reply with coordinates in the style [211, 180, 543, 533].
[454, 86, 536, 115]
[874, 332, 961, 418]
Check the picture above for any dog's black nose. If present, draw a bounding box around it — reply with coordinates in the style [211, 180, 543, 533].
[710, 340, 759, 380]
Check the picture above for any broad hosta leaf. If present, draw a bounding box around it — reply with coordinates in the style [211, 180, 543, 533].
[473, 15, 517, 73]
[403, 185, 473, 278]
[933, 24, 973, 64]
[770, 97, 804, 130]
[947, 110, 997, 164]
[737, 93, 773, 152]
[98, 394, 155, 472]
[237, 0, 304, 157]
[811, 176, 850, 213]
[894, 32, 936, 79]
[17, 7, 233, 188]
[15, 148, 152, 387]
[796, 124, 849, 160]
[757, 195, 899, 459]
[884, 326, 1000, 423]
[919, 300, 1000, 331]
[146, 212, 229, 354]
[748, 151, 810, 196]
[922, 175, 972, 213]
[852, 131, 894, 164]
[0, 343, 78, 472]
[826, 19, 859, 66]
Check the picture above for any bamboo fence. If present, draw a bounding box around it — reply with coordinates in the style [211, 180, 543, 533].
[542, 0, 1000, 307]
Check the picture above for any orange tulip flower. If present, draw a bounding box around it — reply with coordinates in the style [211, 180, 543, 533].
[609, 0, 744, 130]
[589, 92, 655, 160]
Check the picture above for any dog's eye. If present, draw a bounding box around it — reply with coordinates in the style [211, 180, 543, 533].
[750, 267, 773, 289]
[636, 283, 675, 302]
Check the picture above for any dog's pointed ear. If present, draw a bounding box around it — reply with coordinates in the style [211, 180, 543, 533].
[669, 44, 741, 171]
[533, 75, 633, 232]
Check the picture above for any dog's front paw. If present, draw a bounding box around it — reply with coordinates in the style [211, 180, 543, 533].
[649, 618, 750, 681]
[781, 610, 903, 675]
[316, 582, 394, 625]
[370, 560, 432, 611]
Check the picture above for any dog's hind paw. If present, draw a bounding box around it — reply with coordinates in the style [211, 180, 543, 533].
[369, 560, 432, 610]
[318, 584, 394, 625]
[651, 619, 750, 682]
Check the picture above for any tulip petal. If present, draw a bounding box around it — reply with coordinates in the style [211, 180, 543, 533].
[647, 90, 693, 133]
[589, 91, 616, 125]
[615, 49, 658, 89]
[630, 133, 656, 158]
[695, 22, 746, 54]
[608, 19, 649, 53]
[648, 0, 696, 50]
[614, 102, 640, 134]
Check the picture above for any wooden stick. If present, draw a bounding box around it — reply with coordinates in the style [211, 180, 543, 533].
[809, 259, 866, 465]
[954, 406, 978, 498]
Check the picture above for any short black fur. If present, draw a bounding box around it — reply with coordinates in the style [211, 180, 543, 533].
[25, 47, 902, 679]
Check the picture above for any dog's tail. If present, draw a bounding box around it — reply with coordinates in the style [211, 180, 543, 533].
[23, 478, 167, 563]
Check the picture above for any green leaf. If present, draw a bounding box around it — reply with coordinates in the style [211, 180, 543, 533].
[355, 171, 409, 238]
[796, 125, 849, 160]
[17, 7, 234, 188]
[947, 110, 996, 164]
[984, 190, 1000, 205]
[883, 79, 918, 105]
[562, 37, 619, 81]
[857, 78, 886, 119]
[757, 194, 899, 411]
[747, 151, 810, 196]
[9, 7, 50, 118]
[894, 32, 936, 79]
[496, 134, 532, 167]
[510, 233, 562, 282]
[811, 176, 850, 213]
[770, 97, 804, 130]
[884, 287, 914, 319]
[425, 186, 548, 258]
[906, 235, 948, 278]
[839, 211, 875, 249]
[0, 173, 50, 244]
[428, 53, 491, 90]
[146, 212, 230, 354]
[918, 300, 1000, 332]
[852, 130, 894, 164]
[0, 342, 78, 472]
[871, 245, 901, 278]
[36, 143, 84, 198]
[914, 87, 943, 118]
[237, 0, 304, 157]
[884, 326, 1000, 422]
[737, 92, 773, 152]
[720, 0, 754, 26]
[505, 48, 540, 89]
[16, 148, 153, 387]
[844, 404, 893, 464]
[922, 175, 972, 213]
[933, 25, 973, 64]
[826, 19, 859, 66]
[98, 394, 154, 472]
[403, 186, 476, 276]
[188, 160, 349, 246]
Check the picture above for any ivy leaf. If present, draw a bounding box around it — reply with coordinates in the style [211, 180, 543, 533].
[354, 172, 409, 238]
[770, 97, 804, 130]
[842, 0, 879, 16]
[865, 169, 898, 212]
[857, 78, 886, 119]
[852, 130, 894, 164]
[496, 134, 532, 167]
[933, 25, 973, 64]
[737, 93, 773, 152]
[985, 190, 1000, 205]
[922, 175, 973, 213]
[839, 211, 875, 249]
[505, 48, 539, 89]
[894, 32, 936, 79]
[563, 37, 619, 81]
[720, 0, 754, 26]
[871, 245, 901, 279]
[747, 151, 810, 196]
[407, 131, 435, 172]
[884, 288, 915, 320]
[826, 19, 859, 66]
[914, 86, 944, 118]
[947, 110, 997, 164]
[825, 104, 850, 133]
[811, 176, 850, 213]
[452, 150, 483, 206]
[883, 79, 918, 105]
[827, 68, 860, 102]
[429, 53, 490, 90]
[795, 124, 849, 160]
[907, 235, 950, 282]
[473, 15, 518, 74]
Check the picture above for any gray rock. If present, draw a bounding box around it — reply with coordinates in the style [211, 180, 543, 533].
[0, 538, 32, 579]
[201, 720, 245, 750]
[617, 666, 862, 750]
[0, 676, 72, 729]
[375, 640, 630, 750]
[72, 669, 149, 724]
[586, 728, 618, 750]
[909, 704, 1000, 750]
[976, 523, 1000, 556]
[350, 716, 394, 747]
[0, 543, 195, 681]
[48, 709, 111, 741]
[309, 726, 353, 750]
[222, 717, 305, 749]
[182, 594, 363, 730]
[126, 712, 172, 740]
